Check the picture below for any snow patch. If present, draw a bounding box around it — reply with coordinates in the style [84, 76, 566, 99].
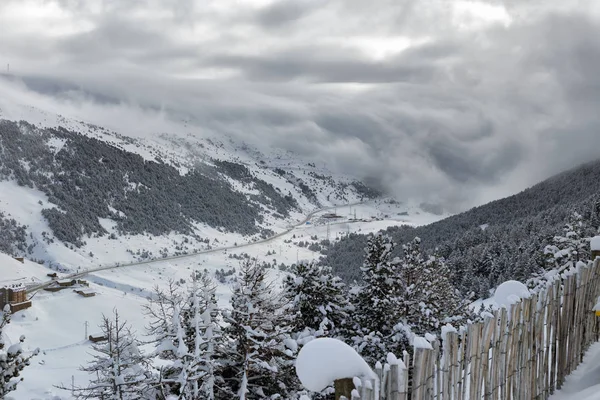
[295, 338, 376, 392]
[591, 236, 600, 252]
[493, 280, 530, 308]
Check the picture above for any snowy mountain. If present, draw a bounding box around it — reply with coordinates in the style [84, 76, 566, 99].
[0, 99, 427, 269]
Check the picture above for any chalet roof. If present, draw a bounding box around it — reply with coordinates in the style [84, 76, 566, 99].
[1, 283, 26, 291]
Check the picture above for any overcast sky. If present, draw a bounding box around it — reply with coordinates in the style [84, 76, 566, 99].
[1, 0, 600, 211]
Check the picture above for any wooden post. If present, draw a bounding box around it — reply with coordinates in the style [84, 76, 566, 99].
[335, 378, 355, 400]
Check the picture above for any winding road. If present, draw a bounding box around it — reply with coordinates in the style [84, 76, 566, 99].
[27, 201, 366, 294]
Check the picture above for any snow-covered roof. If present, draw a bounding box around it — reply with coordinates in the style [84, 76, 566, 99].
[591, 236, 600, 252]
[1, 282, 26, 291]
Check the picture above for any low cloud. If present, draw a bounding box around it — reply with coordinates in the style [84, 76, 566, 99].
[2, 0, 600, 211]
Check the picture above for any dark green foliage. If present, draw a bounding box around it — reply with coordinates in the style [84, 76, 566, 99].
[349, 180, 382, 199]
[352, 233, 407, 363]
[282, 263, 351, 338]
[220, 261, 296, 399]
[0, 120, 292, 245]
[322, 158, 600, 295]
[0, 213, 28, 256]
[214, 159, 299, 218]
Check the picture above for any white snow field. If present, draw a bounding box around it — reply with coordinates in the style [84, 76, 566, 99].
[0, 211, 411, 399]
[550, 342, 600, 400]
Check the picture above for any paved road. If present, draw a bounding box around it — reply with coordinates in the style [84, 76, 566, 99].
[27, 201, 366, 294]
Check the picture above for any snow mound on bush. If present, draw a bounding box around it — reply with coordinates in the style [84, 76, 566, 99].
[295, 338, 376, 392]
[494, 280, 530, 308]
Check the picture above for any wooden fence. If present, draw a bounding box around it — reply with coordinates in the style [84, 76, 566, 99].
[343, 258, 600, 400]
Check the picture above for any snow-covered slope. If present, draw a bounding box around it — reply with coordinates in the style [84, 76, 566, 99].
[550, 342, 600, 400]
[0, 83, 450, 398]
[0, 85, 445, 270]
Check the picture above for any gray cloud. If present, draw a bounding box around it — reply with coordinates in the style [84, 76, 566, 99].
[2, 0, 600, 211]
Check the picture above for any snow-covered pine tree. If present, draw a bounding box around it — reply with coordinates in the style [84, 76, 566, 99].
[63, 309, 151, 400]
[529, 211, 595, 290]
[282, 262, 350, 340]
[221, 260, 296, 399]
[352, 233, 407, 363]
[0, 306, 38, 398]
[409, 251, 466, 333]
[176, 272, 222, 400]
[144, 280, 182, 360]
[398, 238, 466, 335]
[144, 275, 223, 400]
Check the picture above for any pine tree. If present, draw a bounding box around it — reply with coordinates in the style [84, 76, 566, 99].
[0, 306, 38, 398]
[220, 260, 296, 399]
[398, 238, 466, 335]
[62, 309, 151, 399]
[409, 251, 465, 333]
[282, 262, 350, 340]
[177, 272, 222, 400]
[145, 275, 223, 400]
[352, 233, 407, 363]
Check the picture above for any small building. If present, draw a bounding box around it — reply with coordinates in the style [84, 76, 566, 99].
[74, 289, 96, 298]
[0, 284, 32, 313]
[89, 334, 108, 343]
[57, 280, 76, 287]
[13, 257, 25, 264]
[322, 213, 342, 219]
[47, 272, 58, 279]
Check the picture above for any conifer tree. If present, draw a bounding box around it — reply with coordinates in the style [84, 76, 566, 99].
[282, 262, 350, 340]
[0, 306, 38, 398]
[145, 275, 222, 400]
[409, 251, 465, 333]
[221, 260, 296, 399]
[62, 309, 151, 400]
[398, 238, 465, 335]
[353, 233, 406, 363]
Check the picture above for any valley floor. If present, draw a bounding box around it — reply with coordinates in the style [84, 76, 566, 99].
[3, 205, 430, 400]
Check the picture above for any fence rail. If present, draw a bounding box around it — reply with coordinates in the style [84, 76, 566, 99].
[344, 258, 600, 400]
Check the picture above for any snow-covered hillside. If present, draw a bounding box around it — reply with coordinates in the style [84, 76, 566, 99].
[0, 81, 445, 271]
[1, 211, 417, 399]
[0, 82, 449, 399]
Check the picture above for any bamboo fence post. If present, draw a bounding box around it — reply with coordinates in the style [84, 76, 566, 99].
[389, 364, 400, 400]
[433, 339, 441, 400]
[468, 323, 479, 400]
[402, 351, 410, 400]
[557, 275, 569, 388]
[509, 301, 522, 399]
[531, 293, 539, 399]
[537, 289, 548, 398]
[479, 316, 494, 400]
[412, 347, 424, 400]
[543, 284, 553, 398]
[449, 332, 460, 400]
[550, 279, 560, 394]
[489, 309, 502, 400]
[458, 329, 468, 400]
[519, 297, 530, 400]
[497, 307, 508, 400]
[335, 378, 356, 400]
[442, 331, 452, 400]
